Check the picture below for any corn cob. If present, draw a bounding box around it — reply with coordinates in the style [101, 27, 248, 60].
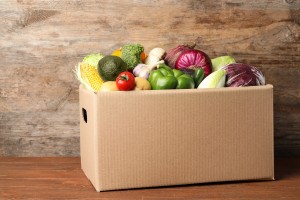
[74, 63, 103, 92]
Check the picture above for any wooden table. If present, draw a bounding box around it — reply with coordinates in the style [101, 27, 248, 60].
[0, 157, 299, 199]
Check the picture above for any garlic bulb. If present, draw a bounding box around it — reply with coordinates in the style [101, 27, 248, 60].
[133, 60, 164, 79]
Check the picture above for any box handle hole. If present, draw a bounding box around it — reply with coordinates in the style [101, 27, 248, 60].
[82, 108, 87, 123]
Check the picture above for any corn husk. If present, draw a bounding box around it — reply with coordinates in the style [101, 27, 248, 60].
[74, 63, 103, 92]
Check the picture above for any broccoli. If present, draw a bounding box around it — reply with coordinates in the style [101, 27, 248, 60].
[121, 44, 144, 70]
[82, 53, 105, 68]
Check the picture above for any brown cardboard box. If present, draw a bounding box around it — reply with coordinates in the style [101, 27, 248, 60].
[79, 84, 274, 192]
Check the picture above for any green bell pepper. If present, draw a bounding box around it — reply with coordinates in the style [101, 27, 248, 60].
[148, 64, 195, 90]
[193, 68, 205, 88]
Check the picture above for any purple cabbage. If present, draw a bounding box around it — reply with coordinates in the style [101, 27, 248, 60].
[222, 63, 265, 87]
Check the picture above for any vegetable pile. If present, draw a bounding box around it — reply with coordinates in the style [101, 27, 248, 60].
[74, 43, 266, 92]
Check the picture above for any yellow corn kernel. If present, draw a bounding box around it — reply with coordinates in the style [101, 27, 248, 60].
[80, 63, 103, 92]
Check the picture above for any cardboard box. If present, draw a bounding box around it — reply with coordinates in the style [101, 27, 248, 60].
[79, 84, 274, 192]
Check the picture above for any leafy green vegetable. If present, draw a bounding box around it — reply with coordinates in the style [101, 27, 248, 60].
[121, 44, 144, 70]
[211, 56, 235, 72]
[198, 70, 226, 88]
[82, 53, 105, 68]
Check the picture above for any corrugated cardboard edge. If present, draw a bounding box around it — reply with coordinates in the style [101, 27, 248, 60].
[261, 84, 275, 181]
[79, 85, 101, 192]
[270, 84, 275, 181]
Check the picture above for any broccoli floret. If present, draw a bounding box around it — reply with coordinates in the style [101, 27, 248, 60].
[121, 44, 144, 70]
[82, 53, 105, 68]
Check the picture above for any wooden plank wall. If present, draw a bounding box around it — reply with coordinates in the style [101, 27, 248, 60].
[0, 0, 299, 156]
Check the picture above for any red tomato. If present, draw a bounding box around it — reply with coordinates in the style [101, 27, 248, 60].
[116, 72, 136, 91]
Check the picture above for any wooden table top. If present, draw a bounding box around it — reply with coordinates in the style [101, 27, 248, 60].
[0, 157, 299, 199]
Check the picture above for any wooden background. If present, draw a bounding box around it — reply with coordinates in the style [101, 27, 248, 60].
[0, 0, 299, 156]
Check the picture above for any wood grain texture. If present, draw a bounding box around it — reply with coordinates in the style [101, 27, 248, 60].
[0, 157, 300, 199]
[0, 0, 299, 156]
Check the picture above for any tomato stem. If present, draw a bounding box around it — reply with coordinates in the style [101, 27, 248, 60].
[119, 74, 128, 81]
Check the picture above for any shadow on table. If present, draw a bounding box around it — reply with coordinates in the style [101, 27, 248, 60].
[274, 157, 300, 180]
